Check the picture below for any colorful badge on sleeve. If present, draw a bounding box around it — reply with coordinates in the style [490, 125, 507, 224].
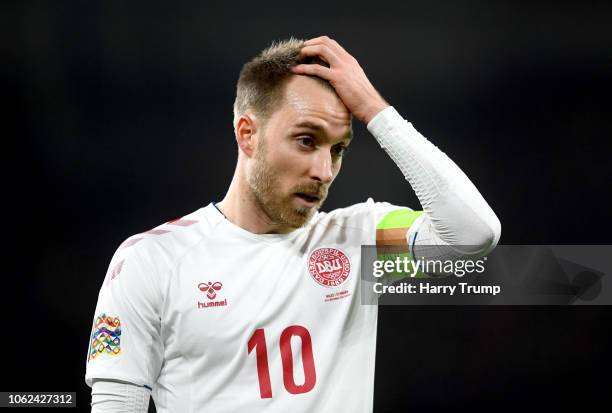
[88, 313, 122, 362]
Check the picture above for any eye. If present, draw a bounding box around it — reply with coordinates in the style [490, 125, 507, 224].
[332, 144, 348, 158]
[297, 136, 315, 149]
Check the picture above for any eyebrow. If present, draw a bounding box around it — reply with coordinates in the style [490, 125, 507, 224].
[294, 121, 324, 130]
[293, 121, 353, 142]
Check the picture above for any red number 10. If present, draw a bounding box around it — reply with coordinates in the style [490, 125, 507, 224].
[247, 325, 316, 399]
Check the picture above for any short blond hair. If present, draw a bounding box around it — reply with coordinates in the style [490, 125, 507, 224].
[233, 37, 332, 128]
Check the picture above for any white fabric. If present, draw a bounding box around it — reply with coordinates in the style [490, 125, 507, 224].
[86, 200, 408, 412]
[86, 106, 500, 411]
[91, 379, 149, 413]
[367, 106, 501, 259]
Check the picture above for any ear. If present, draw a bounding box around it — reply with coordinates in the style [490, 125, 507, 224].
[235, 113, 259, 158]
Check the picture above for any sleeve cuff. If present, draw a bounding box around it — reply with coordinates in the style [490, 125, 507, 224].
[366, 106, 405, 137]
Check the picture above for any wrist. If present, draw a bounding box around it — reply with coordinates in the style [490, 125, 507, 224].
[366, 105, 402, 138]
[361, 99, 389, 124]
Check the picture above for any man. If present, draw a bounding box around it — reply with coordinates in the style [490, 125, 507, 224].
[86, 36, 501, 412]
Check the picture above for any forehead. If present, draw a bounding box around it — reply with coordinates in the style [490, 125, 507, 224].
[276, 76, 352, 140]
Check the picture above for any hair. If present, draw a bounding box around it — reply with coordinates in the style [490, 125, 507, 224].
[233, 37, 333, 129]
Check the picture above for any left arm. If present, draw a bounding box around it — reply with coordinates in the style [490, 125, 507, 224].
[366, 105, 501, 259]
[292, 36, 501, 260]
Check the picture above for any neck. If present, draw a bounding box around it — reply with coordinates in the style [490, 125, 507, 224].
[216, 168, 295, 235]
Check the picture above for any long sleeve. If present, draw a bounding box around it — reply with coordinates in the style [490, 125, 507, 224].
[91, 379, 150, 413]
[367, 106, 501, 259]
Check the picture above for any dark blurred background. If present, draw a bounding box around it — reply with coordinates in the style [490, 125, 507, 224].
[5, 0, 612, 411]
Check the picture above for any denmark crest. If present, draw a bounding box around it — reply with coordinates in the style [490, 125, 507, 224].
[308, 247, 351, 287]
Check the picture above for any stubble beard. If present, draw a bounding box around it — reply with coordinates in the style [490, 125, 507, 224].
[247, 138, 325, 230]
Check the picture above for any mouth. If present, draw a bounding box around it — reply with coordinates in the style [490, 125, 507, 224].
[294, 192, 321, 207]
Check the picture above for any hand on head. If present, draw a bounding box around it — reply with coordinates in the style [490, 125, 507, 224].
[291, 36, 389, 124]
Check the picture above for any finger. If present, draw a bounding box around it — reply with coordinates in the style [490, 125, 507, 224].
[304, 35, 332, 44]
[299, 44, 342, 67]
[304, 36, 352, 61]
[304, 35, 336, 46]
[291, 63, 333, 81]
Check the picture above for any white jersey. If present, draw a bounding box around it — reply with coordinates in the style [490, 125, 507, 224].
[86, 199, 414, 412]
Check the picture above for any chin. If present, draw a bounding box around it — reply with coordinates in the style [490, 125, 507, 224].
[284, 206, 317, 228]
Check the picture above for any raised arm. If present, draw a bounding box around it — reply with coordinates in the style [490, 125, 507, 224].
[292, 36, 501, 260]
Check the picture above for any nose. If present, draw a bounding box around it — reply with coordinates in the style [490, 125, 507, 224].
[309, 149, 334, 184]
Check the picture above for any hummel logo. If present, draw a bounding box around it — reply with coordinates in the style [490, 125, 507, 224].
[198, 281, 223, 299]
[197, 281, 228, 309]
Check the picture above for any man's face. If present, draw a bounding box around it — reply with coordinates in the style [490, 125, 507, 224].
[247, 75, 352, 230]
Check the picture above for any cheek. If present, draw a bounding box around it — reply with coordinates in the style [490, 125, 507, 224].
[274, 142, 310, 172]
[263, 147, 307, 189]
